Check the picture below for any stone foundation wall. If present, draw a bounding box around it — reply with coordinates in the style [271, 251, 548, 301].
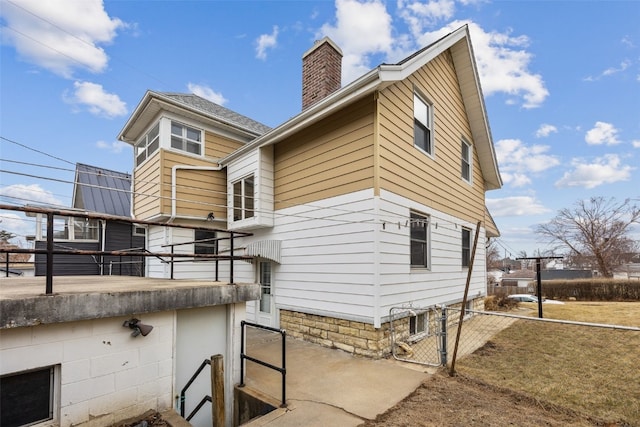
[279, 298, 485, 358]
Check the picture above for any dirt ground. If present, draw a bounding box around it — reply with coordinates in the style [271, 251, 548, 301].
[358, 371, 627, 427]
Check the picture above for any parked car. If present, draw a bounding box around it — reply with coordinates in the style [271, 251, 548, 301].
[508, 294, 565, 304]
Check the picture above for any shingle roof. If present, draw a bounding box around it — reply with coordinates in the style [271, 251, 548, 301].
[160, 92, 272, 136]
[74, 163, 131, 217]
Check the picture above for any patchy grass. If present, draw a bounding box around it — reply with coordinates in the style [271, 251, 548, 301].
[457, 302, 640, 425]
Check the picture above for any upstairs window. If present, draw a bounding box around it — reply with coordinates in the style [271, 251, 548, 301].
[135, 123, 160, 166]
[171, 121, 202, 155]
[462, 227, 471, 267]
[410, 211, 430, 269]
[414, 93, 433, 155]
[233, 175, 255, 221]
[461, 139, 472, 183]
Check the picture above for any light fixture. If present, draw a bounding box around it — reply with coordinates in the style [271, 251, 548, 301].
[123, 318, 153, 337]
[207, 212, 215, 221]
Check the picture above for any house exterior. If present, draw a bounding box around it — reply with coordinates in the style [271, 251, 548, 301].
[30, 163, 145, 276]
[118, 25, 501, 357]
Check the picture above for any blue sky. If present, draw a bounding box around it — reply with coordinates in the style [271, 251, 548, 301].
[1, 0, 639, 257]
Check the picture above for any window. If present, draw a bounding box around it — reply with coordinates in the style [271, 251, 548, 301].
[1, 366, 55, 426]
[462, 227, 471, 267]
[233, 175, 255, 221]
[41, 215, 99, 241]
[461, 139, 472, 182]
[259, 262, 272, 313]
[414, 93, 433, 155]
[133, 225, 146, 237]
[171, 121, 202, 155]
[410, 211, 430, 268]
[194, 230, 217, 255]
[135, 122, 160, 166]
[409, 311, 428, 336]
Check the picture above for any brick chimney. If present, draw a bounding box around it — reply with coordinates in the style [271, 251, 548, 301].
[302, 37, 343, 110]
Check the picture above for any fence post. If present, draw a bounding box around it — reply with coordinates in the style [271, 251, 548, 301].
[211, 354, 225, 427]
[440, 306, 447, 366]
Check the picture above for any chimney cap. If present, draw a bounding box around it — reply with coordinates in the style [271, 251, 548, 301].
[302, 36, 343, 59]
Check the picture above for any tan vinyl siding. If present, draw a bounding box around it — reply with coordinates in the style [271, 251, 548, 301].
[133, 151, 162, 219]
[274, 97, 375, 209]
[162, 150, 227, 221]
[204, 131, 244, 159]
[378, 50, 486, 224]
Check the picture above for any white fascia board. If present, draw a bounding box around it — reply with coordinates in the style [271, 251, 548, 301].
[117, 90, 155, 144]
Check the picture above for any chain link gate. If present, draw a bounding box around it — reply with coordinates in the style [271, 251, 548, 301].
[389, 306, 447, 366]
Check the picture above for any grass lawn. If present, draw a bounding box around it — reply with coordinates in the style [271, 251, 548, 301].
[456, 301, 640, 425]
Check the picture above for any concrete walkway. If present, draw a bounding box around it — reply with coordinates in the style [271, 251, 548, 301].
[241, 328, 432, 426]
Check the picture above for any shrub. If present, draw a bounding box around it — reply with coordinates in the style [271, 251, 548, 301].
[484, 294, 519, 311]
[539, 279, 640, 301]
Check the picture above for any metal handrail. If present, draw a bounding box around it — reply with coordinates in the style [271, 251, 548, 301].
[179, 358, 211, 419]
[239, 321, 287, 407]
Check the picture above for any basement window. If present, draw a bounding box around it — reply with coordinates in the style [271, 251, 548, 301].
[0, 366, 57, 427]
[409, 310, 430, 341]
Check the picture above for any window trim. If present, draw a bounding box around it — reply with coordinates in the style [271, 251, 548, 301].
[413, 92, 434, 156]
[170, 120, 203, 156]
[410, 211, 430, 269]
[461, 138, 472, 184]
[232, 174, 255, 222]
[462, 227, 471, 268]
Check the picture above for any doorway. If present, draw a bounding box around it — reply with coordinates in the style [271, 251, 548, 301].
[257, 261, 275, 327]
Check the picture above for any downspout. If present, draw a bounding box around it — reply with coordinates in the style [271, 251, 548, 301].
[169, 165, 224, 223]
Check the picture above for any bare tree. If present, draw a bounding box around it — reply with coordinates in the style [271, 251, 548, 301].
[536, 197, 640, 277]
[486, 240, 501, 269]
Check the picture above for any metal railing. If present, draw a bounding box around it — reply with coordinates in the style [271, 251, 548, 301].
[239, 321, 287, 407]
[180, 358, 212, 422]
[0, 204, 253, 293]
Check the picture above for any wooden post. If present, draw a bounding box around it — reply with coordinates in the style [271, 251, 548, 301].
[211, 354, 225, 427]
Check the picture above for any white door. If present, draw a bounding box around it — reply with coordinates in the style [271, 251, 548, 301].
[257, 261, 275, 327]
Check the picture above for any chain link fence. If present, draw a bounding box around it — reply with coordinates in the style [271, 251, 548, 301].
[391, 305, 640, 424]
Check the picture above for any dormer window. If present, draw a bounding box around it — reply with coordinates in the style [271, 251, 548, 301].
[171, 121, 202, 155]
[134, 119, 203, 167]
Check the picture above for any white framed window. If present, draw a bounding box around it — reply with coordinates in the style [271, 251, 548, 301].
[410, 211, 430, 269]
[462, 227, 471, 268]
[233, 175, 255, 221]
[461, 139, 472, 183]
[414, 92, 433, 155]
[171, 121, 202, 155]
[194, 230, 217, 255]
[133, 225, 146, 237]
[0, 365, 58, 426]
[36, 215, 99, 241]
[135, 122, 160, 166]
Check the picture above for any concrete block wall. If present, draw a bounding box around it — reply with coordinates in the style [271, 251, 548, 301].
[0, 312, 174, 427]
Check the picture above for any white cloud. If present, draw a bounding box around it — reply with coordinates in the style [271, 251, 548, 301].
[555, 154, 634, 189]
[0, 183, 63, 206]
[585, 121, 621, 145]
[584, 60, 632, 81]
[0, 0, 125, 78]
[486, 196, 550, 217]
[96, 140, 129, 154]
[632, 140, 640, 148]
[0, 213, 32, 245]
[64, 81, 127, 118]
[495, 139, 560, 187]
[319, 0, 394, 83]
[187, 83, 228, 105]
[416, 21, 549, 108]
[535, 124, 557, 138]
[256, 25, 279, 60]
[400, 0, 456, 29]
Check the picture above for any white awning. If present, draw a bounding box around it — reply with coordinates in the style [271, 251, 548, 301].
[245, 240, 282, 263]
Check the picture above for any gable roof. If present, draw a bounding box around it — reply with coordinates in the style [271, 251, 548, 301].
[73, 163, 132, 217]
[220, 24, 502, 191]
[118, 91, 271, 145]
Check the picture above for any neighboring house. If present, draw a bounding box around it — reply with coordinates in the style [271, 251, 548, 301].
[541, 269, 593, 280]
[30, 163, 145, 276]
[0, 251, 34, 277]
[614, 263, 640, 280]
[501, 269, 536, 288]
[118, 25, 502, 357]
